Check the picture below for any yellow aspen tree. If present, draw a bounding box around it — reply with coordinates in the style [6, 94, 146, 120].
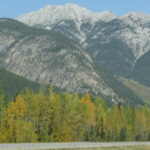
[81, 93, 96, 126]
[118, 106, 127, 141]
[48, 92, 62, 141]
[107, 106, 120, 141]
[134, 107, 149, 141]
[22, 90, 53, 142]
[4, 95, 37, 142]
[50, 92, 76, 142]
[81, 93, 96, 140]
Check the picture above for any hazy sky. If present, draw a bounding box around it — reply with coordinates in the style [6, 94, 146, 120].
[0, 0, 150, 18]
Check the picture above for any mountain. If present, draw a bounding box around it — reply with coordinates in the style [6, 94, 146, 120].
[0, 18, 118, 101]
[86, 12, 150, 86]
[18, 4, 116, 42]
[0, 18, 143, 105]
[18, 4, 150, 87]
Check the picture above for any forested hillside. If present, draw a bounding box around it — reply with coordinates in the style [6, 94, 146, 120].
[0, 68, 44, 100]
[0, 91, 149, 143]
[119, 77, 150, 105]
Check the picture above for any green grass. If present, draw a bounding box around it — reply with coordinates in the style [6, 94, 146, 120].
[50, 146, 150, 150]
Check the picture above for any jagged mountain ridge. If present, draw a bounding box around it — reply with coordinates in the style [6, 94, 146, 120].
[18, 4, 116, 42]
[18, 4, 150, 86]
[18, 4, 116, 26]
[18, 4, 150, 59]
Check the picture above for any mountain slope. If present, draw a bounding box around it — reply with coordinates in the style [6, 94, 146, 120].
[0, 68, 43, 100]
[119, 77, 150, 105]
[0, 18, 119, 102]
[17, 4, 150, 87]
[0, 18, 144, 105]
[130, 50, 150, 86]
[86, 15, 150, 86]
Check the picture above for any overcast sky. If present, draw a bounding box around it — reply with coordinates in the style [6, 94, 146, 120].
[0, 0, 150, 18]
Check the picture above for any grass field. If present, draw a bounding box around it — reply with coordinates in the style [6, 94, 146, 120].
[52, 146, 150, 150]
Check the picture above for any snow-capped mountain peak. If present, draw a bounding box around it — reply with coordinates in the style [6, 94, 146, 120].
[17, 3, 118, 43]
[17, 3, 117, 26]
[95, 11, 117, 22]
[121, 11, 150, 24]
[17, 4, 150, 62]
[17, 3, 95, 26]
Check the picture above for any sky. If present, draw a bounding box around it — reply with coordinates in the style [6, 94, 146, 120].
[0, 0, 150, 18]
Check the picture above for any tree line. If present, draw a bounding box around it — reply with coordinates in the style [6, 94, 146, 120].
[0, 89, 150, 143]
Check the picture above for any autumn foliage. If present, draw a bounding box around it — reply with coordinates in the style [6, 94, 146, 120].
[0, 90, 150, 142]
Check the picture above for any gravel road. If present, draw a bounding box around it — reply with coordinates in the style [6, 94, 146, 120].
[0, 142, 150, 150]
